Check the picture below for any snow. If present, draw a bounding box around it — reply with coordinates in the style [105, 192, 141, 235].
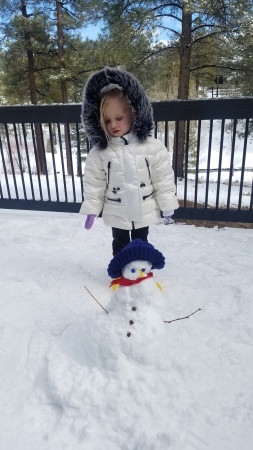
[0, 209, 253, 450]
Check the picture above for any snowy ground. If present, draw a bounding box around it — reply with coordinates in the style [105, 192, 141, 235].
[0, 209, 253, 450]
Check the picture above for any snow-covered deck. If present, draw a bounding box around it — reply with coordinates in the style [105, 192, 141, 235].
[0, 209, 252, 449]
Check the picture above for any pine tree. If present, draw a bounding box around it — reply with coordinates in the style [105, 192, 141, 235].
[89, 0, 253, 176]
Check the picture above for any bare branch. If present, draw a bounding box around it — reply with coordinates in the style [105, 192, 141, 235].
[153, 20, 182, 38]
[152, 13, 182, 23]
[147, 2, 183, 13]
[191, 23, 221, 33]
[190, 64, 251, 73]
[190, 31, 223, 47]
[127, 44, 178, 71]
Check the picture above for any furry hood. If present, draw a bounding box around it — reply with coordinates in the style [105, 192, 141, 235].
[81, 67, 154, 150]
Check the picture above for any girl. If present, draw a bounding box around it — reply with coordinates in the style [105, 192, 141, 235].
[80, 67, 179, 255]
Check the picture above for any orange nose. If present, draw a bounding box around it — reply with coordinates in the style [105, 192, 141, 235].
[139, 270, 144, 278]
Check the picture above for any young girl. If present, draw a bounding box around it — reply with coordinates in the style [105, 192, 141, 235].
[80, 67, 179, 255]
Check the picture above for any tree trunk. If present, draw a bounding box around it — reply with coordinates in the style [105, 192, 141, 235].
[21, 0, 46, 175]
[56, 0, 72, 176]
[173, 8, 192, 179]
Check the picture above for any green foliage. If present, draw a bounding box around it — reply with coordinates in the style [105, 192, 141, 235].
[1, 12, 56, 103]
[0, 0, 252, 105]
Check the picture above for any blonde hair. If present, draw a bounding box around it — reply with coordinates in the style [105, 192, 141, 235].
[100, 89, 132, 142]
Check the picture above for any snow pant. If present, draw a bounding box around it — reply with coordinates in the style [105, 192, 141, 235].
[112, 226, 149, 255]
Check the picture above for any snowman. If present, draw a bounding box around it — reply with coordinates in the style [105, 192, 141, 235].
[104, 239, 169, 366]
[43, 238, 172, 442]
[47, 239, 170, 387]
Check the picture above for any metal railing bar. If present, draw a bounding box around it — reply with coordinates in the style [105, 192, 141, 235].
[174, 121, 179, 187]
[22, 123, 35, 201]
[57, 123, 68, 202]
[238, 119, 249, 211]
[164, 120, 168, 148]
[0, 198, 82, 213]
[5, 124, 19, 199]
[194, 120, 201, 208]
[31, 123, 43, 201]
[39, 123, 51, 202]
[0, 134, 11, 199]
[205, 119, 213, 209]
[238, 118, 249, 211]
[216, 119, 225, 209]
[66, 124, 76, 203]
[76, 123, 84, 201]
[154, 121, 158, 139]
[48, 123, 59, 202]
[184, 120, 190, 208]
[13, 123, 27, 200]
[227, 119, 237, 209]
[1, 98, 253, 123]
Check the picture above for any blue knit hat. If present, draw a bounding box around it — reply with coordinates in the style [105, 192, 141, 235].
[107, 239, 165, 279]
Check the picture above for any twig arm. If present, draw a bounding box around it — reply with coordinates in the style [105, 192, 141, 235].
[84, 285, 108, 314]
[164, 308, 201, 324]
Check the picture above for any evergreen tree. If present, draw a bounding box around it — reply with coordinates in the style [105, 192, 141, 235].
[88, 0, 253, 176]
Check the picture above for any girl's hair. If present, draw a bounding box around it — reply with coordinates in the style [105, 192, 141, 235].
[100, 89, 132, 142]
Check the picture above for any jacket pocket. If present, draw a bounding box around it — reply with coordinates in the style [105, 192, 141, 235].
[143, 191, 154, 201]
[107, 197, 121, 203]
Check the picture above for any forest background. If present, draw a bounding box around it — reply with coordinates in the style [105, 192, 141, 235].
[0, 1, 253, 179]
[0, 0, 253, 107]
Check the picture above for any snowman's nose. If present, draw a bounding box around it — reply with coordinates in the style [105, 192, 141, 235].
[139, 270, 144, 278]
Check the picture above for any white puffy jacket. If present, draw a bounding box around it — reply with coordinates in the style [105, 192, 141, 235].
[80, 133, 179, 230]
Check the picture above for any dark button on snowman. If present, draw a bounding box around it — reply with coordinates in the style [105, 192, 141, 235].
[107, 239, 168, 364]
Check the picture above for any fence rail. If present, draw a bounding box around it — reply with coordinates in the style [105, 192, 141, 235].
[0, 98, 253, 222]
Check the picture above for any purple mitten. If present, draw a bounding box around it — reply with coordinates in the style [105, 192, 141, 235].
[84, 214, 96, 230]
[163, 210, 174, 224]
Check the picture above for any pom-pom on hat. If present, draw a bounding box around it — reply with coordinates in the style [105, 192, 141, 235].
[107, 239, 165, 279]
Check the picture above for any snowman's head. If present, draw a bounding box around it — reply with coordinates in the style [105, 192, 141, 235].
[108, 239, 165, 279]
[122, 260, 152, 280]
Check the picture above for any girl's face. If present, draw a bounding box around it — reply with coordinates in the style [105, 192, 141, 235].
[104, 98, 132, 138]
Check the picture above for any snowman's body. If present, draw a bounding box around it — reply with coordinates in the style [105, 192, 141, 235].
[104, 260, 168, 366]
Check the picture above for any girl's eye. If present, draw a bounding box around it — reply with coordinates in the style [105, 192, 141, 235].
[141, 268, 146, 272]
[116, 117, 123, 121]
[131, 268, 136, 273]
[105, 119, 110, 124]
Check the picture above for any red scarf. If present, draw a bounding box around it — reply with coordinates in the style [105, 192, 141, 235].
[110, 272, 153, 287]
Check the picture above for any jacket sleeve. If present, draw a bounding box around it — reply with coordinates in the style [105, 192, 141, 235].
[152, 141, 179, 212]
[79, 148, 107, 215]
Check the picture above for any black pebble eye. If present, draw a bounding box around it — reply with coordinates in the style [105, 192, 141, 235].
[141, 268, 146, 272]
[131, 268, 136, 273]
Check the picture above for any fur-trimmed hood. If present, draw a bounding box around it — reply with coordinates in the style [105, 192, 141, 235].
[81, 67, 154, 150]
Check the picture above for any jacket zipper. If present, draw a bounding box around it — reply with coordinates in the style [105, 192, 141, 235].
[145, 158, 151, 180]
[107, 161, 111, 184]
[107, 197, 121, 203]
[143, 191, 154, 200]
[121, 137, 128, 145]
